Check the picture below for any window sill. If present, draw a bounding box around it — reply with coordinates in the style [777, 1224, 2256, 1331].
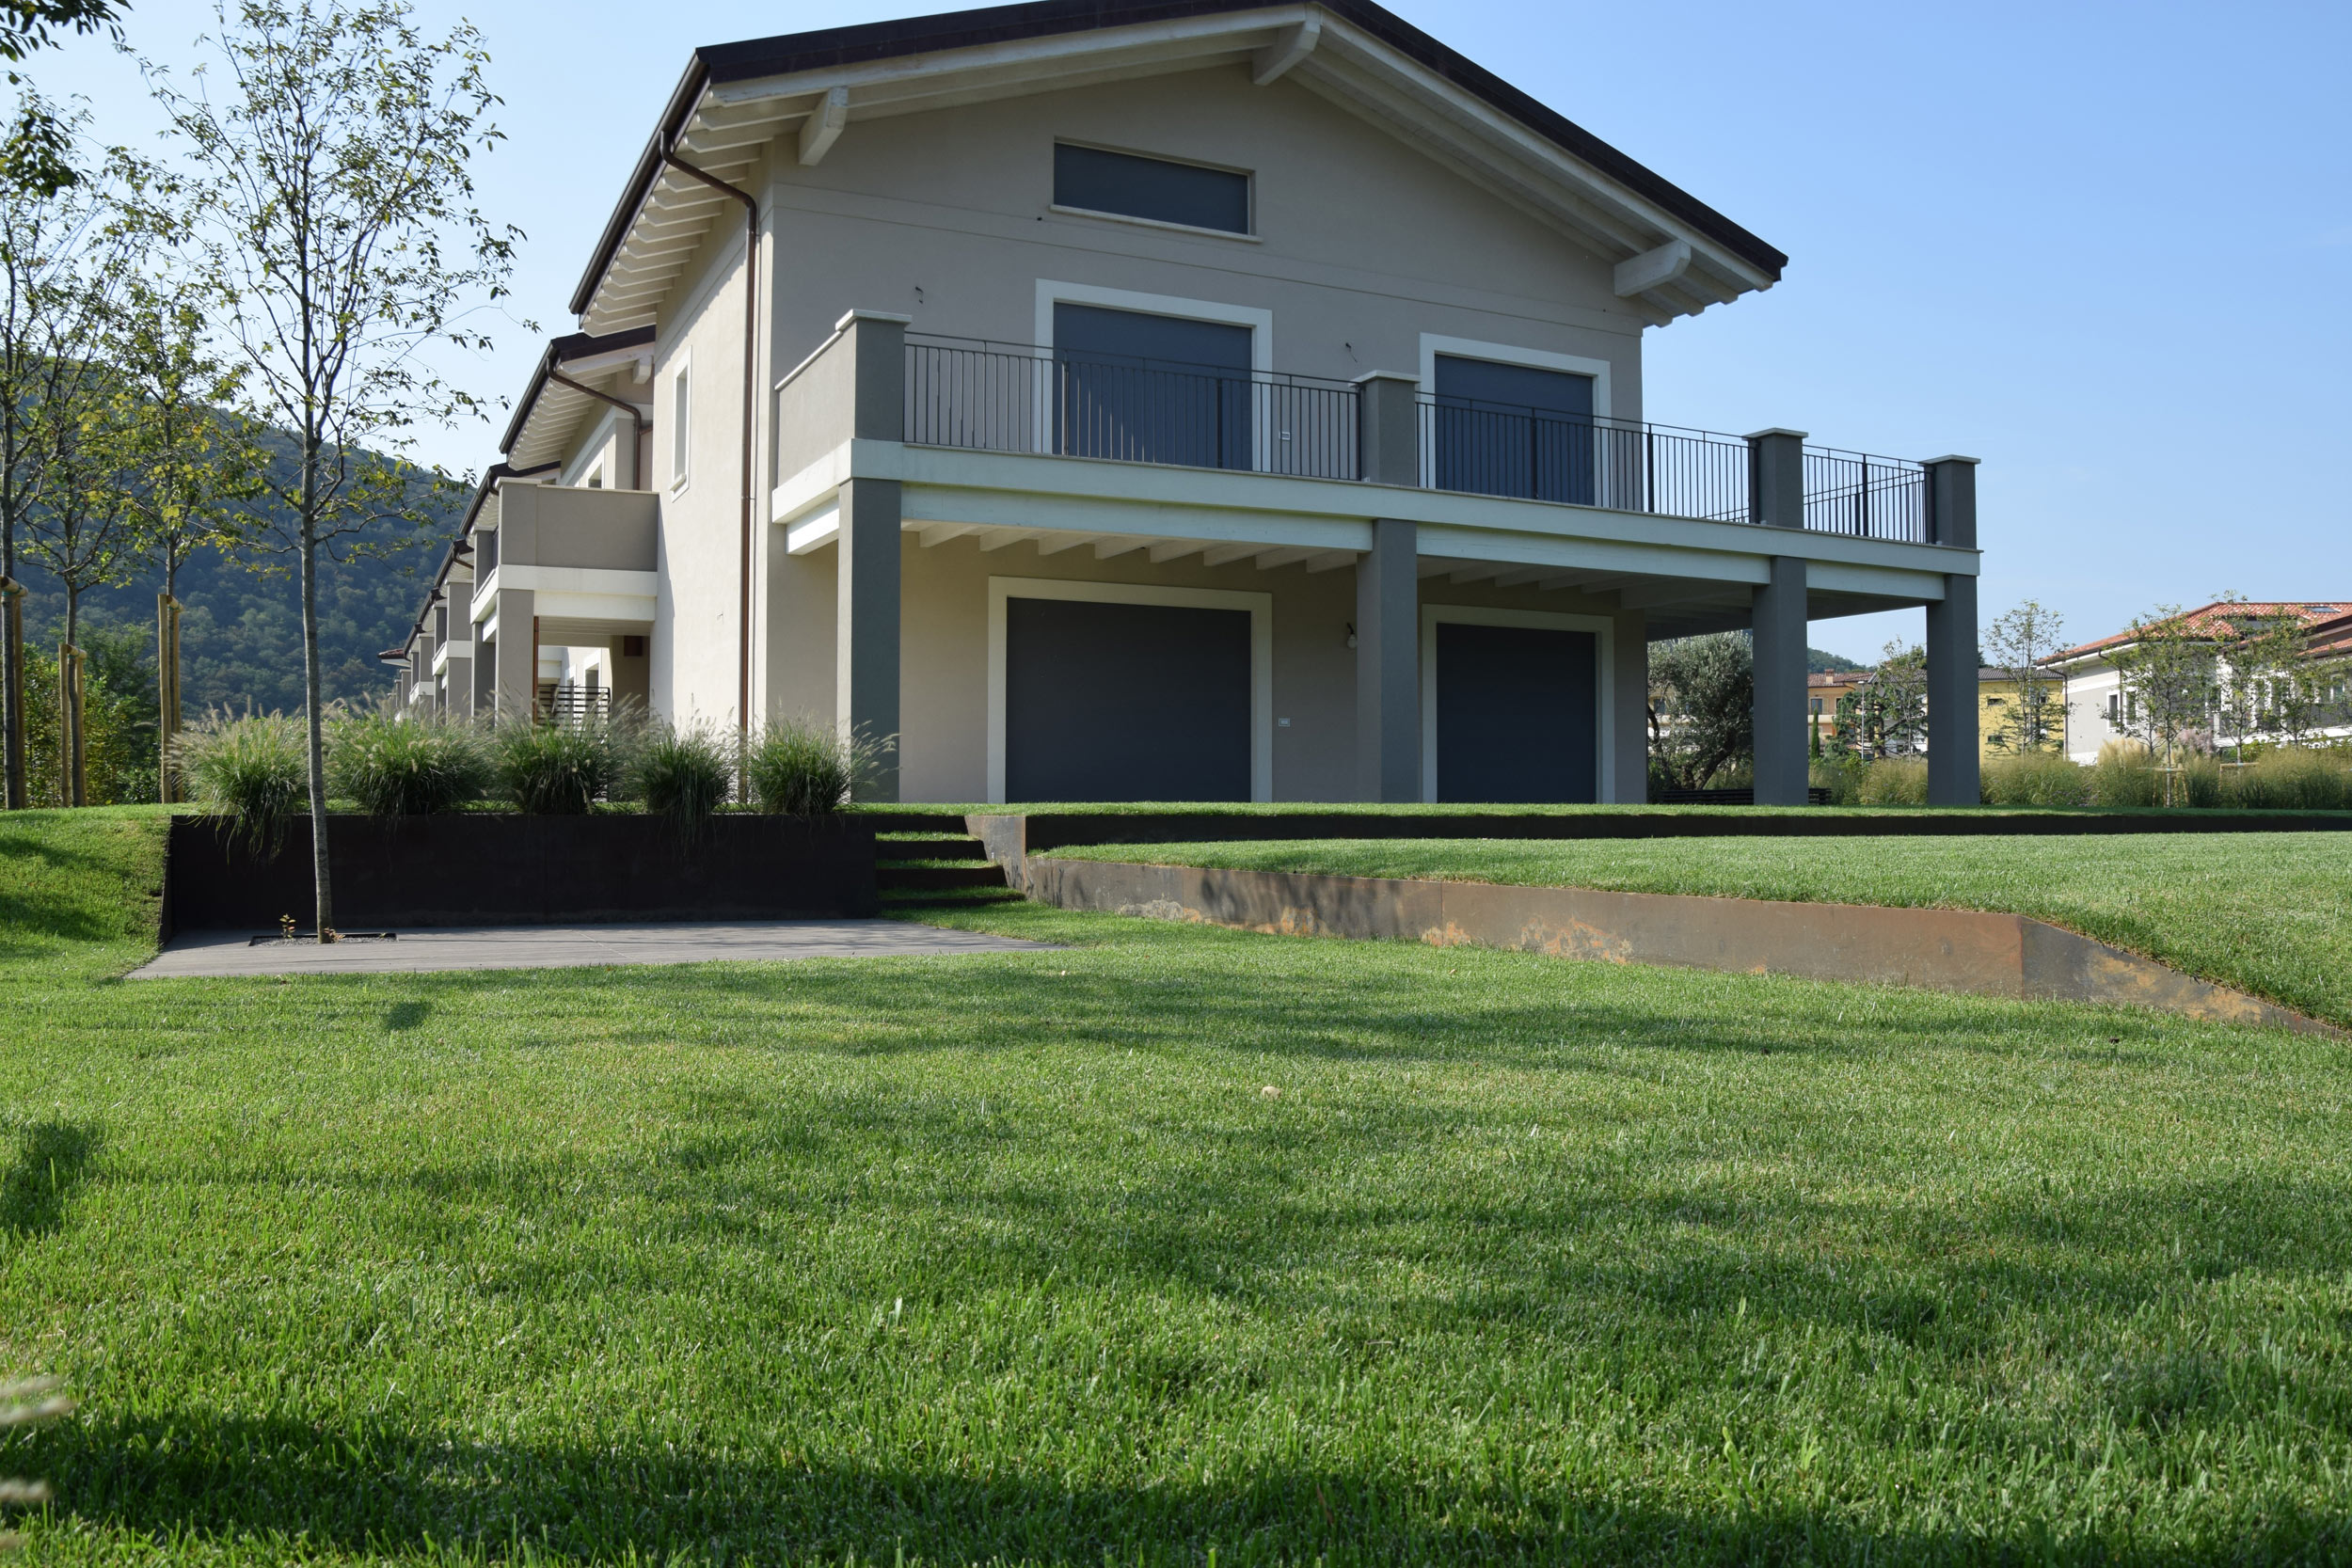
[1046, 204, 1262, 244]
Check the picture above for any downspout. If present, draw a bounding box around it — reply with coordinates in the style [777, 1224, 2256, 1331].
[660, 151, 759, 759]
[547, 369, 648, 489]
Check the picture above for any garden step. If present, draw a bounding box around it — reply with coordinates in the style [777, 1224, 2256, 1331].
[877, 863, 1011, 893]
[859, 811, 966, 834]
[875, 835, 988, 862]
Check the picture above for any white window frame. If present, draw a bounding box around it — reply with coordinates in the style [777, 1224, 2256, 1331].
[1034, 280, 1274, 467]
[986, 575, 1274, 805]
[1417, 334, 1615, 498]
[668, 352, 692, 492]
[1419, 602, 1617, 805]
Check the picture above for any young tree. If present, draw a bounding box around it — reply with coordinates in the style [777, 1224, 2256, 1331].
[1832, 641, 1929, 759]
[1982, 598, 2065, 754]
[0, 98, 116, 808]
[2, 2, 130, 197]
[2106, 606, 2219, 802]
[109, 266, 257, 800]
[2215, 604, 2307, 759]
[153, 0, 517, 935]
[1646, 632, 1753, 791]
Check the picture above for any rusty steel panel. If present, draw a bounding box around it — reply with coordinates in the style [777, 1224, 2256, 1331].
[1016, 854, 2337, 1037]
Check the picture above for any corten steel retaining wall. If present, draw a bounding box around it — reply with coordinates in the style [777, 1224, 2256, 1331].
[977, 809, 2352, 852]
[166, 815, 877, 935]
[961, 817, 2336, 1036]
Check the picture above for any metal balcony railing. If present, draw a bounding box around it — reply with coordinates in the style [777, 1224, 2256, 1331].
[1415, 396, 1752, 523]
[905, 335, 1359, 480]
[897, 334, 1933, 542]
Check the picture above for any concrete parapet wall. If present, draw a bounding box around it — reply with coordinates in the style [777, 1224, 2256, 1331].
[998, 847, 2335, 1037]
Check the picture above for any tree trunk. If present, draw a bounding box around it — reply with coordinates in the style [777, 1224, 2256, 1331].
[62, 587, 83, 808]
[300, 512, 334, 938]
[0, 574, 21, 810]
[158, 578, 182, 804]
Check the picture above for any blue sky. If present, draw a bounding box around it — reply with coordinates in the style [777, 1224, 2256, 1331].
[32, 0, 2352, 659]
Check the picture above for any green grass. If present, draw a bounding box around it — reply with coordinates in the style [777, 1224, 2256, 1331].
[5, 810, 2352, 1561]
[855, 800, 2352, 819]
[1047, 833, 2352, 1031]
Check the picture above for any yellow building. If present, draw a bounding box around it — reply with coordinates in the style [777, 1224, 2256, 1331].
[1976, 668, 2066, 757]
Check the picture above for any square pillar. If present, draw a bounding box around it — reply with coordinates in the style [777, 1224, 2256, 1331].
[1925, 454, 1982, 806]
[837, 476, 901, 800]
[1354, 516, 1419, 801]
[1751, 556, 1810, 805]
[1611, 609, 1648, 803]
[1745, 428, 1811, 806]
[1354, 371, 1421, 486]
[492, 589, 536, 722]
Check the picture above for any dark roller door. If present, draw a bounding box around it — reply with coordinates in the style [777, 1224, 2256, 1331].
[1006, 596, 1251, 801]
[1435, 622, 1598, 802]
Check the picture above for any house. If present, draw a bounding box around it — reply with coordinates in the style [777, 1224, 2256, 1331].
[1976, 669, 2063, 757]
[2047, 601, 2352, 762]
[386, 0, 1986, 806]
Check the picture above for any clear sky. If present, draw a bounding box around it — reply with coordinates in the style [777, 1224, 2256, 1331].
[28, 0, 2352, 659]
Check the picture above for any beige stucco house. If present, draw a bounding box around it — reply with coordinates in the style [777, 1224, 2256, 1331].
[389, 0, 1985, 806]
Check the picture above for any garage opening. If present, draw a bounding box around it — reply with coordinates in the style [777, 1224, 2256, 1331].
[1434, 621, 1598, 802]
[1005, 595, 1252, 800]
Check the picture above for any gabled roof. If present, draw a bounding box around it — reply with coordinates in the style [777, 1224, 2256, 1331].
[572, 0, 1787, 335]
[2047, 601, 2352, 666]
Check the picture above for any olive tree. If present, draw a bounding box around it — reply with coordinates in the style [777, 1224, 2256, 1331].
[152, 0, 516, 935]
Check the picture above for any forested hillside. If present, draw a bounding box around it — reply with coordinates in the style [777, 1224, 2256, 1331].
[11, 456, 466, 715]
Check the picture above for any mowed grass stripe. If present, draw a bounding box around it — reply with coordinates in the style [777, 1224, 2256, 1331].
[1, 813, 2349, 1561]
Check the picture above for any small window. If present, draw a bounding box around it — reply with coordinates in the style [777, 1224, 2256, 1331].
[1054, 143, 1250, 234]
[670, 361, 691, 488]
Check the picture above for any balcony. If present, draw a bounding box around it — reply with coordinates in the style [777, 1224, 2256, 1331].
[898, 333, 1931, 543]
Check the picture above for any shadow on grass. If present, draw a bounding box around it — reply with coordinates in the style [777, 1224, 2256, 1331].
[33, 1411, 2348, 1565]
[1, 1120, 101, 1235]
[383, 999, 432, 1032]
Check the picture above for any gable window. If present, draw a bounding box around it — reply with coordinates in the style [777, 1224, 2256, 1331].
[670, 359, 691, 488]
[1053, 143, 1250, 235]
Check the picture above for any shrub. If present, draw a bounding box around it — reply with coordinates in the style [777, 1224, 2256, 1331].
[2176, 754, 2224, 809]
[173, 708, 307, 855]
[2228, 749, 2350, 811]
[1810, 754, 1866, 805]
[2088, 739, 2160, 808]
[633, 719, 736, 833]
[744, 717, 873, 815]
[326, 705, 490, 816]
[491, 719, 622, 815]
[1855, 756, 1928, 805]
[1980, 751, 2088, 807]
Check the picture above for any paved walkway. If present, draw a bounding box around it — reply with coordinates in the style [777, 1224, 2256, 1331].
[131, 919, 1058, 979]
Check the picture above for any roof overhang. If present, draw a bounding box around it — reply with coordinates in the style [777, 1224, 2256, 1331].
[570, 0, 1786, 336]
[500, 326, 658, 473]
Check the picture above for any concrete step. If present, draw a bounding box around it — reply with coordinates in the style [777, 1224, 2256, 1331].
[875, 835, 988, 862]
[877, 863, 1011, 893]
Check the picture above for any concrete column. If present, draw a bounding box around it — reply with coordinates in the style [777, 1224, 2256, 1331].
[442, 654, 471, 720]
[1354, 371, 1421, 485]
[837, 477, 901, 800]
[1746, 428, 1811, 806]
[493, 589, 536, 721]
[1354, 516, 1419, 801]
[1925, 454, 1982, 806]
[1612, 609, 1648, 803]
[840, 309, 910, 440]
[471, 636, 494, 715]
[1752, 557, 1810, 804]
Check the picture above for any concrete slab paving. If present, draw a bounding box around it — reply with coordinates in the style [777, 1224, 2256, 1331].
[131, 919, 1058, 979]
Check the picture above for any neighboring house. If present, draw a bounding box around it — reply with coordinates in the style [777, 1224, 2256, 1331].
[1976, 669, 2064, 757]
[2047, 601, 2352, 763]
[1807, 671, 1866, 749]
[385, 0, 1986, 805]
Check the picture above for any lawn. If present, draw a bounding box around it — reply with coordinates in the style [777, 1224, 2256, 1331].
[5, 809, 2352, 1562]
[1046, 832, 2352, 1032]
